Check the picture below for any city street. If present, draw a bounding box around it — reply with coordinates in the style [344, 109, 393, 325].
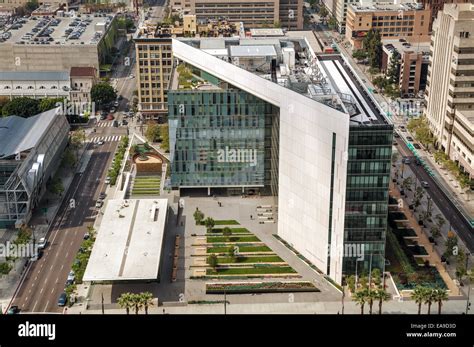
[10, 140, 118, 313]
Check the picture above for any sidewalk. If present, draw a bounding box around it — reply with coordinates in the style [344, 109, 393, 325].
[68, 296, 471, 315]
[0, 144, 88, 311]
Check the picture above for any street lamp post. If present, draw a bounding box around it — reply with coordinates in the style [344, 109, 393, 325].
[466, 253, 471, 314]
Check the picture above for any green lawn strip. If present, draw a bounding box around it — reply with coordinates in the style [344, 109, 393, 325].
[207, 236, 260, 243]
[207, 227, 251, 234]
[132, 191, 160, 195]
[216, 255, 284, 264]
[201, 220, 240, 226]
[207, 245, 272, 253]
[207, 266, 296, 275]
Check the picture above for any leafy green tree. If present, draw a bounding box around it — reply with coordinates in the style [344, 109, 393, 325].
[367, 290, 377, 314]
[203, 217, 215, 233]
[208, 254, 218, 271]
[401, 176, 413, 194]
[346, 275, 356, 293]
[61, 148, 76, 168]
[352, 50, 368, 61]
[371, 268, 382, 288]
[387, 50, 400, 84]
[145, 123, 161, 142]
[430, 225, 441, 239]
[413, 186, 424, 212]
[160, 124, 169, 152]
[38, 97, 64, 113]
[193, 208, 204, 225]
[91, 82, 116, 109]
[444, 232, 458, 259]
[2, 97, 39, 118]
[319, 6, 328, 21]
[24, 0, 38, 12]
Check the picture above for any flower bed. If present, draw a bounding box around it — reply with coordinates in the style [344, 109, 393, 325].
[206, 281, 320, 294]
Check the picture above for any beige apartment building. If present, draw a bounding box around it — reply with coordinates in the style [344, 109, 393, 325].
[382, 40, 430, 96]
[170, 0, 303, 29]
[424, 3, 474, 179]
[69, 67, 97, 104]
[134, 32, 173, 121]
[345, 2, 431, 50]
[134, 18, 241, 121]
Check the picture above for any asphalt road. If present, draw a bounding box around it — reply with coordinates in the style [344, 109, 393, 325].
[10, 140, 118, 313]
[395, 136, 474, 252]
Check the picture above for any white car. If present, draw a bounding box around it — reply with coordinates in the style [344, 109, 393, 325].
[114, 101, 119, 107]
[129, 74, 134, 79]
[105, 177, 111, 184]
[66, 270, 75, 284]
[95, 200, 103, 208]
[37, 237, 47, 250]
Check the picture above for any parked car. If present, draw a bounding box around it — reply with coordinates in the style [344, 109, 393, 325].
[99, 192, 106, 200]
[421, 181, 429, 188]
[113, 120, 119, 127]
[7, 306, 20, 314]
[406, 136, 414, 142]
[107, 114, 114, 121]
[413, 143, 421, 149]
[95, 200, 103, 208]
[57, 292, 67, 306]
[83, 232, 90, 240]
[403, 158, 411, 165]
[37, 237, 47, 250]
[110, 107, 116, 113]
[66, 270, 75, 285]
[113, 101, 119, 107]
[105, 177, 111, 184]
[30, 249, 43, 262]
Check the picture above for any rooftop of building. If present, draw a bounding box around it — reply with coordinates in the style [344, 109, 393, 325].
[349, 2, 425, 13]
[0, 107, 62, 159]
[0, 71, 70, 81]
[383, 39, 431, 54]
[1, 12, 115, 46]
[456, 110, 474, 125]
[83, 198, 168, 282]
[70, 66, 97, 77]
[172, 36, 387, 125]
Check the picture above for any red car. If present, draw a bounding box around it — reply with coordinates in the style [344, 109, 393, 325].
[107, 114, 114, 120]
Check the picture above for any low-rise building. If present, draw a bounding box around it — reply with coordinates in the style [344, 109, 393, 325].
[69, 66, 97, 104]
[0, 71, 70, 99]
[381, 39, 430, 97]
[345, 2, 431, 50]
[0, 107, 69, 229]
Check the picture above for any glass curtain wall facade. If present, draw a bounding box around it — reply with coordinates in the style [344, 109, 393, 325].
[169, 87, 278, 192]
[343, 124, 393, 275]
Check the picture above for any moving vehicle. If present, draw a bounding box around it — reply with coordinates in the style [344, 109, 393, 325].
[421, 181, 429, 188]
[30, 249, 43, 262]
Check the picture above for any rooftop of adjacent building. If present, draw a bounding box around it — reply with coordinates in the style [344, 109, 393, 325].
[172, 34, 387, 125]
[349, 1, 426, 13]
[134, 15, 242, 40]
[0, 12, 115, 46]
[0, 107, 62, 159]
[383, 38, 431, 54]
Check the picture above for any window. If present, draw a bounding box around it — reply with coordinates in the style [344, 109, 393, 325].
[51, 86, 57, 89]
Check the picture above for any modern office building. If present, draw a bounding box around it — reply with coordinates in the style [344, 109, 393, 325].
[168, 35, 393, 283]
[381, 40, 430, 97]
[0, 107, 69, 229]
[170, 0, 303, 29]
[345, 2, 431, 50]
[424, 3, 474, 179]
[0, 14, 118, 74]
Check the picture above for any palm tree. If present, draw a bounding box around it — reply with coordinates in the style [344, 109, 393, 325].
[367, 290, 377, 314]
[140, 292, 154, 314]
[131, 293, 144, 314]
[117, 292, 134, 314]
[412, 286, 427, 315]
[432, 288, 448, 314]
[353, 289, 368, 314]
[375, 289, 391, 314]
[424, 288, 436, 315]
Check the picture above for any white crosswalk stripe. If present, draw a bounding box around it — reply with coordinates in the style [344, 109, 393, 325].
[96, 121, 112, 127]
[89, 135, 122, 143]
